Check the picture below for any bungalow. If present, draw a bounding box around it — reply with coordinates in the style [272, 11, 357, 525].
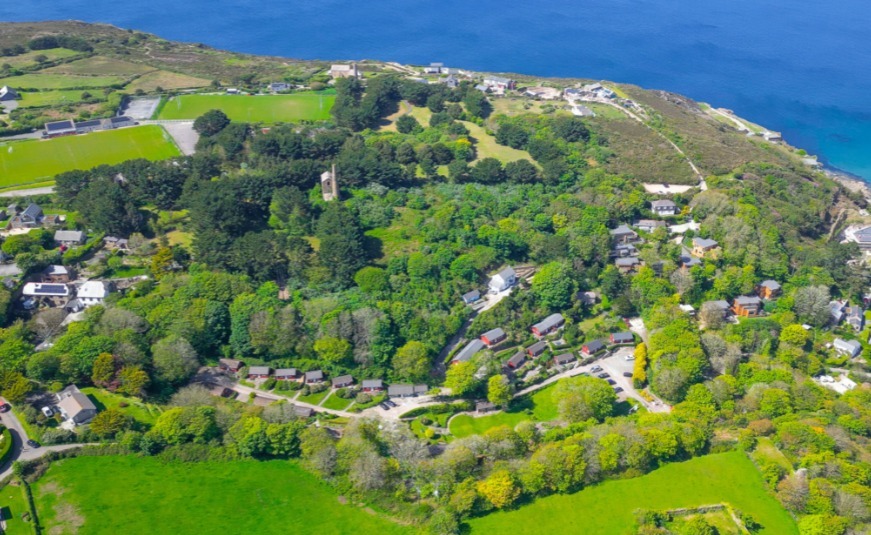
[103, 236, 130, 250]
[219, 358, 244, 374]
[610, 224, 638, 244]
[462, 290, 481, 305]
[831, 300, 848, 324]
[610, 332, 634, 345]
[44, 119, 76, 138]
[0, 85, 19, 101]
[293, 405, 314, 418]
[692, 237, 719, 257]
[453, 339, 485, 364]
[54, 230, 86, 247]
[332, 374, 354, 388]
[732, 295, 763, 317]
[56, 385, 98, 425]
[22, 282, 71, 307]
[703, 300, 731, 318]
[305, 370, 325, 384]
[481, 328, 507, 347]
[506, 351, 526, 369]
[423, 62, 444, 74]
[274, 368, 300, 380]
[361, 379, 384, 392]
[488, 266, 516, 294]
[636, 219, 667, 233]
[42, 265, 72, 283]
[8, 203, 44, 229]
[833, 338, 862, 358]
[476, 401, 497, 413]
[76, 280, 112, 308]
[388, 384, 428, 398]
[757, 280, 782, 299]
[330, 63, 359, 79]
[680, 255, 702, 268]
[531, 313, 565, 337]
[482, 76, 516, 92]
[526, 340, 548, 357]
[581, 339, 606, 357]
[554, 353, 576, 366]
[248, 366, 271, 379]
[650, 199, 678, 216]
[615, 257, 641, 273]
[613, 243, 638, 257]
[846, 305, 865, 333]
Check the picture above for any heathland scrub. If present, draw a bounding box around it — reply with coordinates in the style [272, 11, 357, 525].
[466, 451, 798, 535]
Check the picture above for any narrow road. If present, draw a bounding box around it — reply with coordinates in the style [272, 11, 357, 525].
[0, 186, 55, 197]
[231, 384, 356, 418]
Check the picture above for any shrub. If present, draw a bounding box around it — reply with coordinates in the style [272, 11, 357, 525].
[355, 392, 372, 404]
[262, 378, 277, 391]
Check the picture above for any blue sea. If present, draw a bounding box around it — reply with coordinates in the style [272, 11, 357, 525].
[6, 0, 871, 180]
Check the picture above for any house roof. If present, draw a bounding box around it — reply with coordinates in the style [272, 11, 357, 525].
[734, 295, 762, 306]
[77, 281, 109, 299]
[43, 265, 69, 276]
[45, 120, 75, 132]
[485, 75, 512, 84]
[332, 374, 354, 386]
[0, 86, 18, 99]
[109, 116, 134, 126]
[636, 219, 666, 228]
[615, 257, 640, 267]
[274, 368, 298, 376]
[293, 405, 314, 418]
[22, 203, 42, 219]
[584, 340, 606, 352]
[491, 266, 515, 283]
[527, 340, 548, 353]
[57, 385, 96, 418]
[305, 370, 324, 381]
[23, 282, 70, 297]
[362, 379, 383, 388]
[219, 358, 243, 368]
[454, 339, 485, 362]
[705, 300, 731, 311]
[651, 199, 677, 208]
[611, 332, 634, 343]
[462, 290, 481, 302]
[759, 280, 781, 291]
[834, 338, 862, 356]
[554, 353, 575, 364]
[693, 237, 718, 248]
[532, 313, 564, 333]
[54, 230, 85, 242]
[481, 328, 506, 341]
[387, 384, 428, 396]
[507, 351, 526, 367]
[610, 224, 636, 236]
[75, 119, 102, 129]
[248, 366, 271, 375]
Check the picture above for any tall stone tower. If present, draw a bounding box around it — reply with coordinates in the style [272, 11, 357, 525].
[321, 164, 339, 201]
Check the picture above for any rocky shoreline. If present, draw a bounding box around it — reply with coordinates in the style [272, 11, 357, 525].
[827, 168, 871, 201]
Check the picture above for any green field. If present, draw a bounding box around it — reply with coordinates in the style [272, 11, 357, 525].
[0, 48, 81, 68]
[79, 387, 162, 425]
[296, 388, 331, 406]
[156, 93, 335, 122]
[0, 73, 126, 89]
[467, 451, 797, 535]
[32, 456, 410, 535]
[0, 482, 32, 535]
[17, 90, 90, 108]
[449, 382, 560, 438]
[0, 125, 180, 187]
[320, 392, 354, 411]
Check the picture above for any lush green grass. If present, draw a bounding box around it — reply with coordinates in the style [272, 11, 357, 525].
[320, 392, 354, 411]
[125, 70, 210, 93]
[33, 456, 410, 535]
[462, 120, 535, 164]
[41, 56, 150, 76]
[0, 482, 33, 535]
[449, 382, 560, 438]
[0, 48, 81, 68]
[79, 387, 162, 425]
[0, 73, 126, 89]
[0, 125, 180, 187]
[106, 266, 148, 279]
[16, 89, 89, 108]
[156, 93, 335, 123]
[296, 389, 330, 406]
[467, 451, 797, 535]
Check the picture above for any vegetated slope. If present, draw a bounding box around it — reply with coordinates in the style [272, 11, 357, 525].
[33, 456, 411, 535]
[467, 451, 797, 535]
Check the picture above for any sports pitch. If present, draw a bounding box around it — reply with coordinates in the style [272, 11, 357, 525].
[0, 125, 181, 188]
[156, 92, 335, 123]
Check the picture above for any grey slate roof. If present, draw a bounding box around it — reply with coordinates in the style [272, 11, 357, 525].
[734, 295, 762, 306]
[693, 237, 719, 249]
[554, 353, 576, 364]
[362, 379, 384, 389]
[331, 374, 354, 386]
[759, 280, 781, 291]
[507, 351, 526, 367]
[454, 339, 485, 363]
[305, 370, 324, 381]
[611, 332, 634, 344]
[526, 340, 547, 355]
[274, 368, 298, 377]
[481, 328, 506, 342]
[583, 340, 606, 353]
[532, 313, 564, 334]
[248, 366, 271, 375]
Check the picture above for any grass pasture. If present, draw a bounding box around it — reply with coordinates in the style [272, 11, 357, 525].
[467, 451, 797, 535]
[17, 90, 90, 108]
[0, 73, 126, 90]
[41, 56, 150, 77]
[0, 48, 81, 68]
[0, 125, 180, 187]
[156, 93, 334, 123]
[449, 382, 560, 438]
[125, 70, 211, 93]
[32, 456, 410, 535]
[0, 482, 32, 535]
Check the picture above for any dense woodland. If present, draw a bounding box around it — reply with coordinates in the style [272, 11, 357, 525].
[1, 32, 870, 535]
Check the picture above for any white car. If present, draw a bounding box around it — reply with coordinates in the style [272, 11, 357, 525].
[41, 406, 53, 418]
[624, 355, 635, 361]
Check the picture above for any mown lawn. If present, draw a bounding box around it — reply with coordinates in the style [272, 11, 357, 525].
[33, 456, 410, 535]
[157, 93, 334, 123]
[0, 125, 180, 187]
[0, 482, 32, 535]
[0, 73, 126, 89]
[320, 392, 354, 411]
[467, 451, 797, 535]
[449, 382, 560, 438]
[296, 389, 330, 406]
[79, 387, 162, 425]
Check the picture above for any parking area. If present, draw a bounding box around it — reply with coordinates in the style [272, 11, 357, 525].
[121, 97, 161, 120]
[570, 346, 671, 413]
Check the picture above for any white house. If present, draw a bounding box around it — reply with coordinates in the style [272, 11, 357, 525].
[488, 266, 516, 294]
[76, 281, 112, 308]
[650, 199, 678, 216]
[56, 385, 98, 425]
[833, 338, 862, 358]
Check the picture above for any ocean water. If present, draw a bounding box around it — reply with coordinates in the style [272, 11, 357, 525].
[5, 0, 871, 180]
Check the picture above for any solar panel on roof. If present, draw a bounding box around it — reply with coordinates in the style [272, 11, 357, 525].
[34, 284, 67, 294]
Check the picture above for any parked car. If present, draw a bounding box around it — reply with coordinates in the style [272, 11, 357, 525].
[26, 439, 40, 449]
[624, 355, 635, 361]
[597, 372, 609, 379]
[591, 366, 603, 373]
[614, 387, 624, 393]
[41, 406, 53, 418]
[0, 403, 10, 413]
[379, 403, 391, 410]
[607, 379, 616, 385]
[623, 372, 633, 378]
[385, 400, 397, 408]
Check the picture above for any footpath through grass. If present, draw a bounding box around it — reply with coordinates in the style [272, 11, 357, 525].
[467, 451, 797, 535]
[449, 382, 560, 438]
[33, 456, 411, 535]
[0, 125, 180, 188]
[157, 93, 335, 123]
